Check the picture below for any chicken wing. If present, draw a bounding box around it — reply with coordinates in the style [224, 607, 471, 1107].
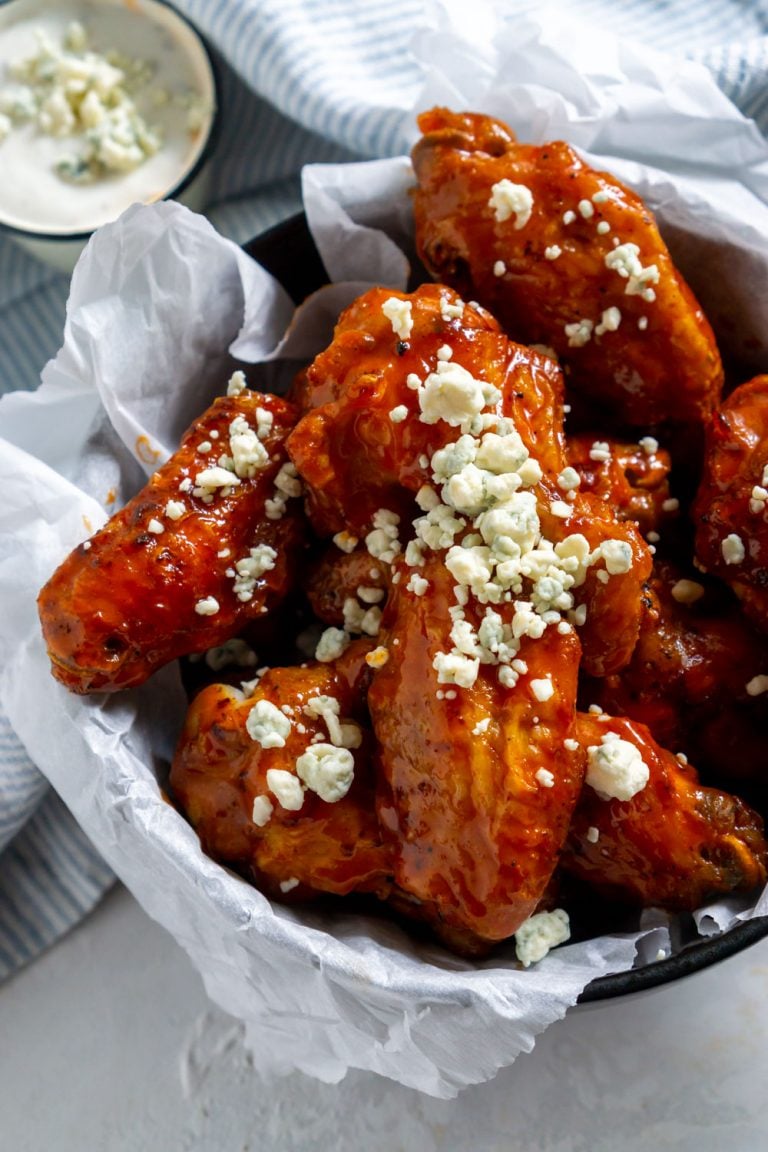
[286, 282, 567, 537]
[693, 374, 768, 633]
[566, 433, 674, 537]
[562, 713, 767, 908]
[368, 551, 585, 943]
[581, 560, 768, 797]
[288, 283, 652, 675]
[411, 107, 723, 427]
[170, 640, 393, 899]
[38, 387, 306, 693]
[304, 544, 391, 628]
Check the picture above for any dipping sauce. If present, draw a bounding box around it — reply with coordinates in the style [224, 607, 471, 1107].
[0, 0, 215, 236]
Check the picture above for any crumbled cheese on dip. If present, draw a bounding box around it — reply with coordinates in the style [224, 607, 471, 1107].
[1, 21, 163, 183]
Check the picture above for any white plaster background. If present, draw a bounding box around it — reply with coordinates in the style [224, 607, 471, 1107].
[1, 885, 766, 1151]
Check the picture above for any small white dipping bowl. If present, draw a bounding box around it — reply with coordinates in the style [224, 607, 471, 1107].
[0, 0, 219, 271]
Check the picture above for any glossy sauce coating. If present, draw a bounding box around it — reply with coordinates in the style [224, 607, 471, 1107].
[368, 552, 585, 942]
[693, 374, 768, 632]
[38, 390, 306, 693]
[581, 560, 768, 793]
[563, 713, 767, 908]
[566, 433, 674, 536]
[412, 108, 723, 427]
[305, 546, 391, 627]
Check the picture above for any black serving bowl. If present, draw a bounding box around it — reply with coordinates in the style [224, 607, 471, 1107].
[243, 211, 768, 1003]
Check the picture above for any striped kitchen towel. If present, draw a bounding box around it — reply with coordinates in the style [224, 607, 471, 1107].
[1, 0, 768, 980]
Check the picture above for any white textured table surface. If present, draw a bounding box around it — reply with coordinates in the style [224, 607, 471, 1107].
[1, 885, 767, 1152]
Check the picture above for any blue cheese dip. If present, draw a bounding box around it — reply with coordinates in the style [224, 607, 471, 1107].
[0, 0, 215, 235]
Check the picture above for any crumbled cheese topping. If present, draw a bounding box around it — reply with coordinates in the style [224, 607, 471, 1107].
[389, 405, 408, 423]
[749, 485, 768, 515]
[147, 517, 163, 534]
[251, 795, 274, 828]
[246, 699, 292, 748]
[382, 297, 413, 341]
[530, 677, 554, 703]
[670, 579, 705, 605]
[333, 530, 359, 554]
[589, 441, 611, 463]
[229, 415, 269, 478]
[274, 462, 302, 498]
[165, 499, 185, 521]
[557, 467, 581, 492]
[605, 243, 660, 300]
[535, 767, 555, 788]
[194, 596, 219, 616]
[232, 544, 277, 602]
[406, 573, 429, 596]
[493, 260, 506, 276]
[302, 695, 361, 749]
[586, 825, 600, 844]
[227, 371, 247, 397]
[515, 909, 570, 967]
[488, 179, 533, 229]
[563, 210, 576, 225]
[564, 319, 593, 348]
[721, 533, 745, 565]
[417, 357, 501, 430]
[472, 717, 491, 736]
[746, 674, 768, 697]
[440, 295, 465, 322]
[586, 732, 649, 801]
[315, 627, 350, 664]
[596, 221, 611, 235]
[295, 743, 355, 803]
[365, 509, 401, 565]
[578, 198, 594, 219]
[595, 306, 621, 336]
[544, 245, 562, 261]
[193, 467, 242, 501]
[638, 436, 658, 456]
[266, 768, 305, 811]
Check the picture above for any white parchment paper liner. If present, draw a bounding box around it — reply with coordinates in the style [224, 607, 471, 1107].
[1, 9, 768, 1097]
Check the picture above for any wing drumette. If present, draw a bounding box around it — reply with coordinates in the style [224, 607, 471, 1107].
[411, 107, 723, 427]
[563, 712, 767, 908]
[39, 385, 306, 693]
[693, 374, 768, 633]
[170, 640, 393, 899]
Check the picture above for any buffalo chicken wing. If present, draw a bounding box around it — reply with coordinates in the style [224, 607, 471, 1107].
[38, 387, 306, 693]
[411, 108, 723, 427]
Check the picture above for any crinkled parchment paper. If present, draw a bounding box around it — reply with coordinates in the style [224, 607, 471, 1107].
[1, 10, 768, 1098]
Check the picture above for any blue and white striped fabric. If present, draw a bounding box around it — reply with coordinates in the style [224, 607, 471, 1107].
[2, 0, 768, 980]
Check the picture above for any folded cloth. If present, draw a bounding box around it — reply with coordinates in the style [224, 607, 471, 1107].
[1, 0, 767, 981]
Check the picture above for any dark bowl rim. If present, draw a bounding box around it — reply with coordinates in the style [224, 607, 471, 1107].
[0, 0, 222, 243]
[243, 208, 768, 1003]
